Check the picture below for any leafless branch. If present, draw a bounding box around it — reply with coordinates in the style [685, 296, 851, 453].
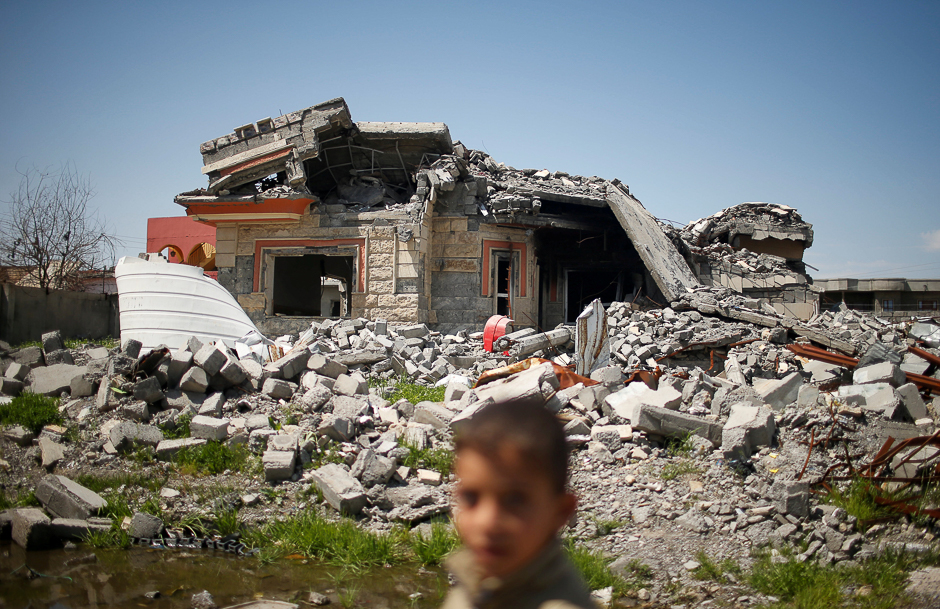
[0, 163, 123, 290]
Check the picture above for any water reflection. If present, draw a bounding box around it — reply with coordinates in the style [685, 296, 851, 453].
[0, 541, 448, 608]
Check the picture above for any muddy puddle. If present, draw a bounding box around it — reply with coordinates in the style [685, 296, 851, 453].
[0, 542, 449, 608]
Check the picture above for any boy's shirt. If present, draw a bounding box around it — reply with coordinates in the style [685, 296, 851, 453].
[441, 538, 595, 609]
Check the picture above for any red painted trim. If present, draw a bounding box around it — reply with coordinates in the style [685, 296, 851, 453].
[252, 238, 366, 293]
[482, 239, 527, 297]
[219, 148, 292, 177]
[183, 197, 314, 221]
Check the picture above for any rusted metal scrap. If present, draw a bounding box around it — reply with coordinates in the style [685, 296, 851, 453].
[473, 357, 598, 391]
[787, 343, 940, 396]
[815, 432, 940, 521]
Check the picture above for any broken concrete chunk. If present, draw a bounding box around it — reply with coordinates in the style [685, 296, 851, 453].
[310, 463, 366, 515]
[413, 401, 455, 429]
[41, 330, 65, 353]
[193, 344, 227, 377]
[179, 367, 210, 393]
[896, 383, 928, 421]
[133, 376, 164, 404]
[155, 437, 207, 458]
[12, 508, 54, 550]
[109, 421, 163, 451]
[44, 349, 74, 366]
[38, 437, 65, 469]
[128, 511, 163, 538]
[28, 364, 87, 396]
[632, 404, 723, 446]
[853, 362, 906, 388]
[754, 372, 802, 411]
[271, 349, 309, 380]
[263, 450, 296, 481]
[189, 415, 229, 441]
[721, 403, 776, 460]
[167, 349, 193, 388]
[50, 517, 111, 540]
[35, 475, 106, 520]
[262, 378, 295, 400]
[333, 372, 368, 396]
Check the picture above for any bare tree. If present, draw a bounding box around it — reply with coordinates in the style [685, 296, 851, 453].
[0, 164, 122, 291]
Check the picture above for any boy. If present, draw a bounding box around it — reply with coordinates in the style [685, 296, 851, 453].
[442, 401, 595, 608]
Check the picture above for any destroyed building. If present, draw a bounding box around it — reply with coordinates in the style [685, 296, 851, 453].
[175, 98, 699, 336]
[665, 202, 818, 320]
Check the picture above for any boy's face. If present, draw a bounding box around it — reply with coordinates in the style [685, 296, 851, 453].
[453, 445, 577, 579]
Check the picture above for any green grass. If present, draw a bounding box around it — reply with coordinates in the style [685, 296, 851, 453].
[13, 337, 117, 350]
[0, 392, 61, 433]
[398, 438, 455, 478]
[563, 538, 640, 598]
[691, 550, 742, 583]
[0, 489, 41, 509]
[160, 413, 192, 440]
[83, 524, 131, 549]
[666, 431, 696, 458]
[170, 441, 249, 476]
[214, 506, 241, 536]
[661, 460, 702, 481]
[592, 517, 625, 536]
[99, 492, 133, 521]
[75, 471, 166, 493]
[387, 377, 446, 404]
[409, 521, 460, 566]
[747, 549, 930, 609]
[243, 509, 406, 570]
[308, 440, 345, 469]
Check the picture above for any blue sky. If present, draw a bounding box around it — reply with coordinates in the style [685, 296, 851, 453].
[1, 0, 938, 278]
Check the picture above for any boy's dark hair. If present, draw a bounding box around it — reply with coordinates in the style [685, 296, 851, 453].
[454, 401, 569, 494]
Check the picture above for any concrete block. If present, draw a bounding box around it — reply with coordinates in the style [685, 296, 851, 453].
[12, 508, 54, 550]
[197, 392, 226, 417]
[349, 448, 395, 487]
[219, 357, 247, 385]
[802, 360, 840, 384]
[128, 512, 163, 538]
[5, 362, 29, 381]
[96, 376, 118, 412]
[155, 437, 207, 458]
[268, 434, 298, 452]
[797, 385, 820, 409]
[44, 349, 74, 366]
[133, 377, 164, 404]
[0, 377, 24, 396]
[69, 375, 94, 398]
[333, 373, 368, 396]
[263, 450, 296, 481]
[189, 415, 229, 441]
[35, 475, 106, 520]
[29, 364, 87, 396]
[632, 404, 723, 445]
[179, 367, 209, 393]
[193, 344, 227, 377]
[413, 401, 455, 429]
[39, 437, 66, 469]
[86, 347, 110, 360]
[754, 372, 802, 410]
[122, 400, 151, 422]
[332, 396, 368, 420]
[563, 418, 591, 436]
[271, 349, 309, 380]
[307, 354, 348, 379]
[853, 362, 906, 388]
[310, 463, 367, 514]
[397, 324, 430, 339]
[109, 421, 163, 450]
[897, 383, 928, 421]
[417, 469, 442, 486]
[42, 330, 65, 353]
[3, 425, 34, 446]
[721, 403, 776, 460]
[604, 383, 682, 422]
[50, 517, 111, 540]
[472, 362, 557, 409]
[13, 346, 44, 367]
[167, 349, 193, 388]
[377, 407, 400, 425]
[318, 416, 354, 442]
[590, 426, 622, 452]
[771, 480, 810, 518]
[262, 378, 295, 400]
[122, 338, 142, 359]
[590, 365, 625, 386]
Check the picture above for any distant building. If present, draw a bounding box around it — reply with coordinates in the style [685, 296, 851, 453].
[815, 278, 940, 319]
[146, 216, 217, 278]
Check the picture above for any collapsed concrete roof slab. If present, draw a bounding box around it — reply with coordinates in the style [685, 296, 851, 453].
[355, 122, 452, 148]
[605, 182, 700, 302]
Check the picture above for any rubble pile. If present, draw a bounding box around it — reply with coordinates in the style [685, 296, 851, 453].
[1, 304, 939, 602]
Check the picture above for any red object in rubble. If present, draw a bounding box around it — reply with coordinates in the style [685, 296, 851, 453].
[483, 315, 513, 352]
